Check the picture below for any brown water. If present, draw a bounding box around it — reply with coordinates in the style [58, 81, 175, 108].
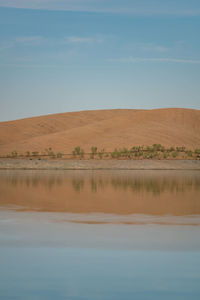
[0, 170, 200, 222]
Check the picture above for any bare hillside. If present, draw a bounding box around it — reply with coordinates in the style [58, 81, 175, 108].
[0, 108, 199, 155]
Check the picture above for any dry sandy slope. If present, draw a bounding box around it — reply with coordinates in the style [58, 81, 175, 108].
[0, 108, 200, 155]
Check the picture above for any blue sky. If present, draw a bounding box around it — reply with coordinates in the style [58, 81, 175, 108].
[0, 0, 200, 121]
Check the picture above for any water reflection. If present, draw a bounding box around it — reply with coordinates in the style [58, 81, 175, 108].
[1, 170, 200, 300]
[1, 170, 200, 194]
[0, 170, 200, 217]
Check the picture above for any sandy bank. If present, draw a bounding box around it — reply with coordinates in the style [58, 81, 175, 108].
[0, 159, 200, 170]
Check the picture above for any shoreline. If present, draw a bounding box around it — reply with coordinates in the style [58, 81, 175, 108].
[0, 159, 200, 170]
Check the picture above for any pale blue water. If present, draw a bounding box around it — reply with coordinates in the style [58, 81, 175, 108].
[0, 247, 200, 300]
[0, 170, 200, 300]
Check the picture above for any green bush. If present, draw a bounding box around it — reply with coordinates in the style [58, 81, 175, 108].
[32, 151, 39, 156]
[146, 146, 151, 152]
[72, 146, 81, 156]
[26, 151, 30, 157]
[56, 152, 63, 158]
[163, 153, 168, 159]
[169, 146, 175, 152]
[176, 146, 186, 152]
[111, 149, 121, 159]
[72, 146, 84, 158]
[98, 149, 105, 159]
[172, 151, 178, 158]
[186, 150, 193, 157]
[152, 144, 162, 151]
[90, 146, 97, 159]
[91, 146, 97, 154]
[11, 151, 18, 157]
[49, 151, 55, 158]
[80, 149, 84, 159]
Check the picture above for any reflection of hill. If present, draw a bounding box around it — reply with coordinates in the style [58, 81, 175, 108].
[0, 171, 200, 216]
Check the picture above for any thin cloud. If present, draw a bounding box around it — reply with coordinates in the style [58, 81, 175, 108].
[66, 36, 103, 44]
[142, 45, 169, 53]
[0, 41, 13, 51]
[0, 0, 200, 16]
[135, 43, 169, 53]
[108, 57, 200, 64]
[15, 36, 43, 44]
[0, 36, 44, 51]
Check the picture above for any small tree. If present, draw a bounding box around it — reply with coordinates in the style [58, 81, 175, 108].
[26, 151, 30, 157]
[72, 146, 84, 159]
[11, 150, 18, 158]
[32, 151, 39, 156]
[111, 149, 121, 159]
[186, 150, 193, 157]
[90, 146, 97, 159]
[98, 149, 105, 159]
[172, 151, 178, 158]
[56, 152, 63, 158]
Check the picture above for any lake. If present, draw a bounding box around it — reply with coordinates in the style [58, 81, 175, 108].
[0, 170, 200, 300]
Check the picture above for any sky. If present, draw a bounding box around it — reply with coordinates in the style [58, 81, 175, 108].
[0, 0, 200, 121]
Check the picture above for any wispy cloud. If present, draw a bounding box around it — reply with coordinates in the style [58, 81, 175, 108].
[138, 43, 169, 53]
[15, 36, 44, 45]
[0, 41, 13, 51]
[108, 57, 200, 64]
[66, 36, 103, 44]
[0, 0, 200, 16]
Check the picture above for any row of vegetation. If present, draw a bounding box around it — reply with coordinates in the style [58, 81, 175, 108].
[5, 144, 200, 160]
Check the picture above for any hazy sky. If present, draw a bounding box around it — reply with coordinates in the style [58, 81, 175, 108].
[0, 0, 200, 121]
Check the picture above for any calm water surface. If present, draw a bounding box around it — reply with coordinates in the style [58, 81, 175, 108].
[0, 170, 200, 300]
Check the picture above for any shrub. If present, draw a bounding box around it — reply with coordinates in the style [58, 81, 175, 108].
[72, 146, 81, 156]
[49, 151, 55, 158]
[186, 150, 193, 157]
[146, 146, 151, 152]
[172, 151, 178, 158]
[56, 152, 63, 158]
[91, 146, 97, 154]
[176, 146, 186, 152]
[153, 151, 159, 158]
[80, 149, 84, 159]
[163, 153, 168, 159]
[32, 151, 39, 156]
[135, 151, 143, 158]
[26, 151, 30, 157]
[11, 151, 18, 157]
[90, 146, 97, 159]
[111, 149, 121, 159]
[152, 144, 162, 151]
[72, 146, 84, 158]
[98, 149, 105, 159]
[160, 146, 165, 152]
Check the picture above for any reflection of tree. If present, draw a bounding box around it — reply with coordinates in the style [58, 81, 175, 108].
[90, 177, 200, 196]
[90, 178, 97, 193]
[2, 173, 200, 196]
[72, 179, 84, 192]
[109, 177, 199, 196]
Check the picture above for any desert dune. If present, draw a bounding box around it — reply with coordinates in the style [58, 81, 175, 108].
[0, 108, 200, 155]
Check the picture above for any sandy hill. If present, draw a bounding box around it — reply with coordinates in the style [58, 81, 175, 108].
[0, 108, 200, 155]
